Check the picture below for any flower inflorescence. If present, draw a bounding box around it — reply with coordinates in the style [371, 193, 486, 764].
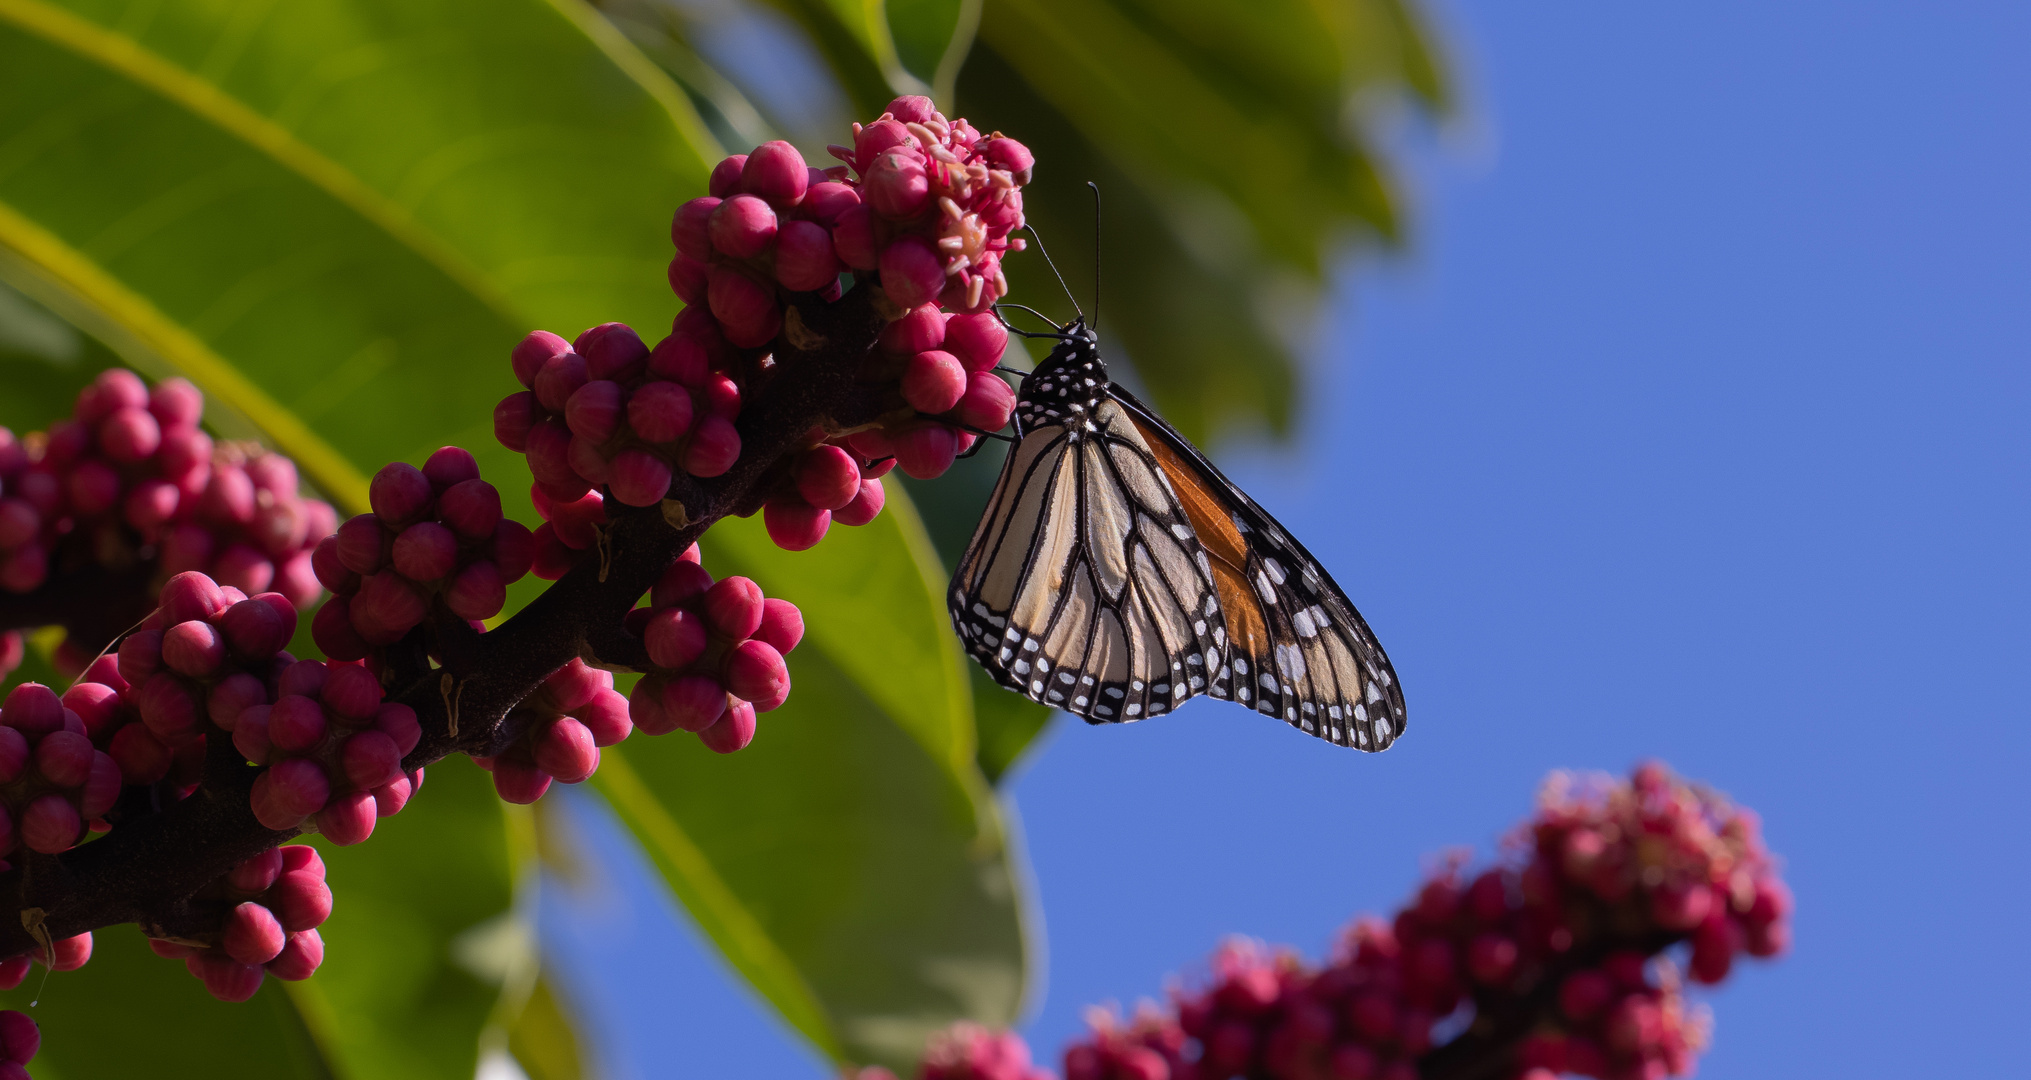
[855, 764, 1788, 1080]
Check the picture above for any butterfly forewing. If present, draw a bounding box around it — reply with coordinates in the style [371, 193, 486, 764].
[1114, 388, 1407, 751]
[952, 393, 1225, 722]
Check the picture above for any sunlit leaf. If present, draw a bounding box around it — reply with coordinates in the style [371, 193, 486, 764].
[595, 482, 1028, 1069]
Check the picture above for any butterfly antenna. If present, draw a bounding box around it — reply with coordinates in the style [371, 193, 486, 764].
[1087, 181, 1102, 332]
[1024, 224, 1083, 325]
[993, 303, 1076, 339]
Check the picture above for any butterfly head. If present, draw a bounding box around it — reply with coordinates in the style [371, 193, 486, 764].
[1013, 318, 1109, 437]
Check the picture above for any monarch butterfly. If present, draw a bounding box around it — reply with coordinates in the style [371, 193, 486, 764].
[949, 315, 1406, 750]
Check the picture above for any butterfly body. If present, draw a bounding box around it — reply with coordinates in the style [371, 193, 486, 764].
[951, 318, 1406, 750]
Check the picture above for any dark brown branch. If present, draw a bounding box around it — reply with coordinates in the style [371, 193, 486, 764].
[0, 284, 897, 958]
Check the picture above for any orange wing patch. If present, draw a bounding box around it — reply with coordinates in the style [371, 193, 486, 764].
[1129, 415, 1271, 657]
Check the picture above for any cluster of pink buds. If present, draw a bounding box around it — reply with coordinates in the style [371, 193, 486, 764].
[472, 658, 630, 803]
[868, 765, 1786, 1080]
[671, 95, 1030, 345]
[0, 370, 331, 672]
[495, 322, 743, 508]
[0, 1010, 38, 1079]
[625, 545, 801, 754]
[825, 96, 1032, 315]
[148, 842, 330, 1001]
[839, 304, 1014, 481]
[0, 683, 120, 855]
[231, 656, 422, 844]
[311, 448, 533, 659]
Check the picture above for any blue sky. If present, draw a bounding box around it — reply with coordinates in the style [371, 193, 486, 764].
[545, 2, 2030, 1076]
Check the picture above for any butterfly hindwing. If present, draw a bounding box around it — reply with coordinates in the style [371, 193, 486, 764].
[1111, 386, 1407, 751]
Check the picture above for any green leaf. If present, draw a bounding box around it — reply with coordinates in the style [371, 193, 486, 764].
[596, 481, 1030, 1069]
[287, 756, 521, 1080]
[0, 0, 719, 514]
[509, 976, 586, 1080]
[0, 928, 337, 1080]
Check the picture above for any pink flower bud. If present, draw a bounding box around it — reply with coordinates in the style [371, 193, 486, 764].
[211, 544, 275, 595]
[268, 695, 328, 754]
[833, 478, 887, 527]
[672, 197, 721, 261]
[707, 266, 782, 348]
[698, 699, 757, 753]
[268, 869, 334, 931]
[775, 219, 842, 291]
[653, 560, 713, 610]
[742, 141, 809, 205]
[335, 514, 389, 576]
[372, 770, 417, 817]
[34, 730, 93, 788]
[161, 570, 230, 626]
[120, 478, 180, 533]
[491, 759, 552, 804]
[576, 690, 633, 747]
[316, 663, 377, 721]
[659, 676, 729, 734]
[700, 373, 741, 418]
[951, 372, 1017, 433]
[723, 640, 790, 711]
[150, 375, 204, 430]
[885, 95, 936, 124]
[99, 406, 162, 463]
[801, 181, 860, 224]
[879, 236, 944, 310]
[903, 350, 968, 414]
[944, 313, 1009, 372]
[535, 717, 599, 784]
[831, 204, 879, 270]
[561, 382, 625, 449]
[391, 521, 459, 582]
[578, 323, 649, 380]
[1, 683, 62, 737]
[854, 119, 912, 170]
[311, 596, 370, 661]
[21, 794, 79, 854]
[710, 194, 778, 259]
[136, 673, 201, 744]
[566, 433, 610, 487]
[228, 848, 286, 895]
[793, 445, 861, 511]
[667, 254, 709, 304]
[891, 424, 959, 479]
[628, 381, 695, 445]
[253, 759, 331, 828]
[601, 448, 667, 507]
[979, 137, 1035, 185]
[427, 481, 498, 543]
[645, 607, 710, 670]
[762, 499, 830, 551]
[268, 929, 324, 981]
[354, 571, 427, 642]
[422, 445, 480, 490]
[1651, 881, 1713, 930]
[708, 154, 747, 197]
[879, 304, 946, 355]
[484, 521, 533, 585]
[364, 463, 429, 527]
[438, 560, 501, 621]
[224, 902, 287, 965]
[682, 414, 741, 478]
[63, 460, 118, 516]
[865, 148, 930, 218]
[704, 577, 765, 639]
[276, 551, 322, 611]
[512, 331, 572, 388]
[371, 703, 420, 758]
[753, 598, 806, 656]
[534, 350, 591, 414]
[337, 730, 402, 792]
[494, 391, 541, 452]
[62, 682, 124, 738]
[653, 336, 718, 391]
